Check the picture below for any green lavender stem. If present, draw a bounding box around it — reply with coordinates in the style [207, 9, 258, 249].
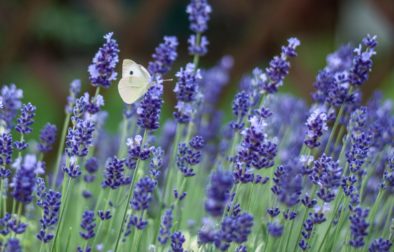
[368, 189, 385, 233]
[317, 191, 344, 251]
[113, 130, 147, 252]
[52, 112, 71, 188]
[324, 105, 344, 154]
[162, 124, 183, 205]
[51, 177, 72, 251]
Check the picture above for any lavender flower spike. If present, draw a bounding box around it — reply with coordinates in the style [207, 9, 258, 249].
[349, 206, 369, 248]
[304, 106, 328, 149]
[65, 79, 82, 114]
[0, 132, 13, 167]
[11, 154, 37, 203]
[205, 169, 233, 217]
[137, 77, 164, 130]
[37, 190, 62, 243]
[80, 210, 96, 240]
[148, 36, 179, 75]
[88, 32, 120, 88]
[349, 34, 377, 86]
[158, 207, 173, 244]
[186, 0, 212, 33]
[171, 231, 186, 252]
[15, 102, 36, 135]
[252, 37, 300, 94]
[173, 63, 202, 123]
[102, 156, 126, 189]
[38, 123, 57, 153]
[0, 84, 23, 128]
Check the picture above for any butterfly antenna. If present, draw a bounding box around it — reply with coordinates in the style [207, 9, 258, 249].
[163, 78, 173, 82]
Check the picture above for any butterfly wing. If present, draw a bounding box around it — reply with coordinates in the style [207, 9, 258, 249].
[122, 59, 146, 79]
[119, 59, 152, 104]
[118, 76, 150, 104]
[138, 64, 151, 80]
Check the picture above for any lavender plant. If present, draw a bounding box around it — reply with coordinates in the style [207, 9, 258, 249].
[0, 1, 393, 252]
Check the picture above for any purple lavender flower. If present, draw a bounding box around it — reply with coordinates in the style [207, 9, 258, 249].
[326, 44, 354, 72]
[366, 92, 393, 149]
[283, 209, 297, 220]
[267, 222, 283, 237]
[171, 231, 186, 252]
[136, 77, 163, 130]
[71, 95, 88, 122]
[63, 156, 81, 178]
[299, 210, 327, 250]
[174, 64, 201, 103]
[186, 0, 212, 33]
[38, 123, 57, 153]
[231, 91, 250, 130]
[85, 157, 99, 172]
[0, 213, 27, 236]
[326, 72, 357, 107]
[369, 238, 392, 252]
[301, 194, 317, 208]
[149, 147, 163, 178]
[0, 133, 13, 167]
[341, 175, 358, 197]
[127, 215, 148, 231]
[14, 103, 36, 150]
[84, 157, 99, 183]
[65, 119, 95, 157]
[97, 210, 111, 220]
[190, 135, 205, 149]
[349, 34, 377, 86]
[271, 159, 303, 207]
[176, 137, 204, 177]
[198, 218, 217, 245]
[5, 238, 22, 252]
[127, 176, 157, 231]
[125, 135, 152, 169]
[252, 38, 300, 94]
[77, 246, 92, 252]
[0, 214, 12, 235]
[267, 207, 280, 217]
[235, 245, 247, 252]
[148, 36, 179, 75]
[65, 79, 82, 114]
[346, 107, 372, 174]
[312, 44, 354, 104]
[88, 32, 120, 88]
[0, 84, 23, 128]
[349, 206, 369, 248]
[11, 155, 37, 203]
[2, 215, 27, 235]
[304, 107, 328, 149]
[102, 156, 126, 189]
[310, 154, 342, 202]
[205, 169, 233, 217]
[158, 207, 173, 244]
[383, 156, 394, 189]
[173, 63, 202, 123]
[130, 176, 156, 211]
[37, 190, 61, 243]
[188, 34, 209, 56]
[216, 212, 254, 247]
[235, 109, 277, 170]
[35, 177, 46, 207]
[80, 210, 96, 240]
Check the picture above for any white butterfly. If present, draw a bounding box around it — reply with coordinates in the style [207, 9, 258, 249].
[118, 59, 151, 104]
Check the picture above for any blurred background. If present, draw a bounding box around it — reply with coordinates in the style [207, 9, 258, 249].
[1, 0, 393, 138]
